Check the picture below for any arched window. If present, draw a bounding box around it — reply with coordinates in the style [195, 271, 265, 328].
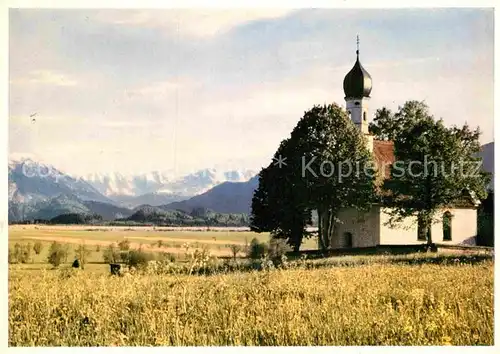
[363, 111, 367, 121]
[443, 212, 452, 241]
[344, 232, 353, 248]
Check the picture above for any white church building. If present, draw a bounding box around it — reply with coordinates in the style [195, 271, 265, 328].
[329, 44, 479, 249]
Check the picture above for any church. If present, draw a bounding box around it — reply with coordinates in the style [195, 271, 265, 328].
[329, 43, 479, 248]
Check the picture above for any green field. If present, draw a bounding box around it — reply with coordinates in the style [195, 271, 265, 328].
[8, 225, 494, 346]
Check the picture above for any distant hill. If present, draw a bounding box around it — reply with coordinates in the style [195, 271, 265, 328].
[9, 194, 133, 222]
[163, 176, 259, 214]
[112, 192, 186, 209]
[125, 205, 249, 226]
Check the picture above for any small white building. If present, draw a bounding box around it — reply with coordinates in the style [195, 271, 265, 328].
[330, 43, 479, 248]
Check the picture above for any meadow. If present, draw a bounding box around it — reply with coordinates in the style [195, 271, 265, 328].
[8, 225, 494, 346]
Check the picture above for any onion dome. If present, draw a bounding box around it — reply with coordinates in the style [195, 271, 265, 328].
[343, 41, 372, 99]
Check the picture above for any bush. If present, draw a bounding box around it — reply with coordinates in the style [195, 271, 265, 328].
[118, 239, 131, 251]
[103, 243, 120, 263]
[74, 244, 92, 270]
[268, 238, 292, 262]
[95, 244, 101, 252]
[33, 241, 43, 255]
[157, 240, 164, 248]
[247, 238, 268, 259]
[127, 250, 154, 269]
[157, 252, 176, 262]
[228, 244, 241, 260]
[9, 243, 33, 264]
[47, 242, 68, 268]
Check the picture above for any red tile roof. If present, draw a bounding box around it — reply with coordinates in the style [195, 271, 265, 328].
[373, 140, 395, 181]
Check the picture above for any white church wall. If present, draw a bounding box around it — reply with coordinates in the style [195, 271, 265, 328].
[330, 207, 380, 248]
[379, 208, 419, 245]
[379, 207, 478, 245]
[430, 208, 477, 245]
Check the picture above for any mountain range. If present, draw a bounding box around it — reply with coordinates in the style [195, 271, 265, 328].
[8, 158, 259, 222]
[84, 169, 256, 196]
[8, 141, 494, 223]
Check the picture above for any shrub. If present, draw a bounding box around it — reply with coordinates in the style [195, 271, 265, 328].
[228, 244, 241, 260]
[157, 252, 176, 262]
[118, 239, 131, 251]
[268, 238, 292, 262]
[10, 243, 33, 264]
[103, 243, 120, 263]
[157, 240, 164, 248]
[95, 244, 101, 252]
[33, 241, 43, 255]
[47, 242, 68, 268]
[74, 244, 92, 270]
[127, 250, 154, 269]
[247, 238, 268, 259]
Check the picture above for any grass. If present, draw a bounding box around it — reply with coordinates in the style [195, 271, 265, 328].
[9, 255, 493, 346]
[8, 226, 493, 346]
[8, 225, 318, 263]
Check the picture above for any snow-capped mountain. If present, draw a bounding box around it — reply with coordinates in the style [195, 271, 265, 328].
[82, 168, 257, 199]
[8, 158, 112, 204]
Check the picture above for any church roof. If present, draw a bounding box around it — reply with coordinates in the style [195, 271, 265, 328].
[372, 139, 477, 208]
[373, 140, 395, 181]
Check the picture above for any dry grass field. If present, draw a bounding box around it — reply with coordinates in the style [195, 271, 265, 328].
[8, 225, 318, 262]
[8, 225, 494, 346]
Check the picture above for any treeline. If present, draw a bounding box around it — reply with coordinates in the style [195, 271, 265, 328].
[10, 207, 250, 227]
[477, 192, 494, 247]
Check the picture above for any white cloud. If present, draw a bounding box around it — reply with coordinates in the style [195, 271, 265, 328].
[124, 78, 201, 100]
[96, 9, 295, 38]
[10, 70, 78, 87]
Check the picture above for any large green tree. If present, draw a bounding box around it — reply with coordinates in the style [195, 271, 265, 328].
[250, 139, 312, 252]
[369, 101, 432, 141]
[382, 103, 490, 244]
[251, 103, 377, 251]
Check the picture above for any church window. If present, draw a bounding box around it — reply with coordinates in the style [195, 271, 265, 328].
[443, 212, 452, 241]
[355, 101, 360, 106]
[363, 112, 367, 121]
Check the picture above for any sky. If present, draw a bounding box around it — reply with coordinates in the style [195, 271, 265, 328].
[8, 8, 494, 177]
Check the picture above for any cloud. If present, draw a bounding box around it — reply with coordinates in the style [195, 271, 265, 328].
[10, 70, 78, 87]
[95, 9, 295, 38]
[124, 78, 201, 100]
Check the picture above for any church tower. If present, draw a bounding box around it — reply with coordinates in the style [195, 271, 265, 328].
[343, 36, 374, 152]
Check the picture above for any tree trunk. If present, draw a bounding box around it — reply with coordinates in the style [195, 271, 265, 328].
[317, 207, 327, 251]
[322, 209, 330, 250]
[326, 209, 336, 249]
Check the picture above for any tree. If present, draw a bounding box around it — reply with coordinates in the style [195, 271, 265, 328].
[47, 242, 68, 268]
[103, 243, 120, 263]
[247, 238, 268, 259]
[118, 239, 131, 251]
[251, 103, 376, 251]
[369, 101, 431, 141]
[9, 243, 31, 264]
[228, 244, 241, 260]
[382, 106, 490, 245]
[33, 241, 43, 255]
[75, 244, 92, 270]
